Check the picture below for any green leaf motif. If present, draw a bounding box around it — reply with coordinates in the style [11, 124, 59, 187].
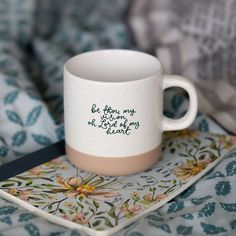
[176, 225, 193, 235]
[92, 220, 101, 227]
[126, 232, 144, 236]
[18, 213, 38, 222]
[0, 217, 10, 228]
[32, 134, 52, 146]
[226, 161, 236, 176]
[181, 214, 193, 220]
[220, 202, 236, 212]
[148, 221, 171, 233]
[1, 183, 14, 187]
[0, 216, 12, 225]
[26, 89, 40, 101]
[108, 206, 116, 219]
[4, 90, 19, 104]
[12, 131, 27, 147]
[59, 208, 65, 214]
[210, 142, 217, 150]
[200, 222, 227, 235]
[13, 150, 27, 158]
[167, 201, 184, 214]
[104, 217, 114, 228]
[180, 185, 196, 199]
[191, 195, 212, 205]
[54, 96, 63, 114]
[0, 230, 5, 236]
[0, 137, 7, 146]
[93, 200, 100, 208]
[70, 231, 81, 236]
[0, 206, 17, 215]
[146, 213, 164, 222]
[70, 230, 81, 236]
[205, 171, 225, 180]
[170, 148, 176, 154]
[163, 110, 175, 118]
[171, 94, 184, 111]
[48, 233, 64, 236]
[215, 181, 231, 196]
[198, 202, 216, 218]
[4, 78, 18, 87]
[6, 110, 23, 125]
[198, 119, 209, 132]
[24, 223, 40, 236]
[55, 126, 64, 140]
[228, 151, 236, 158]
[26, 106, 42, 126]
[0, 146, 8, 157]
[230, 220, 236, 230]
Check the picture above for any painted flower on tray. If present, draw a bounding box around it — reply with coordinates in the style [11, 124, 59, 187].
[119, 192, 168, 219]
[7, 188, 32, 201]
[64, 201, 73, 207]
[63, 212, 89, 225]
[55, 175, 121, 201]
[47, 195, 57, 201]
[44, 158, 68, 170]
[142, 193, 167, 203]
[28, 166, 42, 176]
[219, 136, 236, 149]
[28, 164, 64, 176]
[164, 129, 198, 140]
[154, 194, 166, 202]
[143, 193, 153, 202]
[62, 214, 70, 221]
[7, 188, 17, 196]
[129, 204, 145, 214]
[120, 202, 145, 217]
[172, 159, 213, 180]
[72, 212, 88, 225]
[18, 189, 33, 201]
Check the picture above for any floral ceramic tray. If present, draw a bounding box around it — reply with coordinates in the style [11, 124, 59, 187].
[0, 130, 235, 236]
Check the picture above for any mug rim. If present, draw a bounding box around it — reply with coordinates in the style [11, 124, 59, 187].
[64, 49, 163, 84]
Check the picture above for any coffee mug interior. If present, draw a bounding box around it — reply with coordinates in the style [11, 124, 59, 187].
[65, 50, 161, 82]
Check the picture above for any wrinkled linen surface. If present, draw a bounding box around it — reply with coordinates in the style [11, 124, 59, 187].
[129, 0, 236, 133]
[0, 1, 236, 235]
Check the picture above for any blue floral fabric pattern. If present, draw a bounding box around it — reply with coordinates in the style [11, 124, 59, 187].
[116, 151, 236, 236]
[0, 0, 235, 236]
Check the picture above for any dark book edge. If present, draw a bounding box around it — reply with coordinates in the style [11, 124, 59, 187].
[209, 115, 234, 135]
[0, 140, 65, 181]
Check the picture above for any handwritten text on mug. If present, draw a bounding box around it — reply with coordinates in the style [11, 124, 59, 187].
[88, 104, 140, 135]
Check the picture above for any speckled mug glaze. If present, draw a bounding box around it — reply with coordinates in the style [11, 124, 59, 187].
[64, 50, 198, 175]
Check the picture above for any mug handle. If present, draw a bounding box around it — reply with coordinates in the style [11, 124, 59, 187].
[162, 75, 198, 131]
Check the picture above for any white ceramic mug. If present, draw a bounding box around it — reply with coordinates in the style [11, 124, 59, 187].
[64, 49, 198, 176]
